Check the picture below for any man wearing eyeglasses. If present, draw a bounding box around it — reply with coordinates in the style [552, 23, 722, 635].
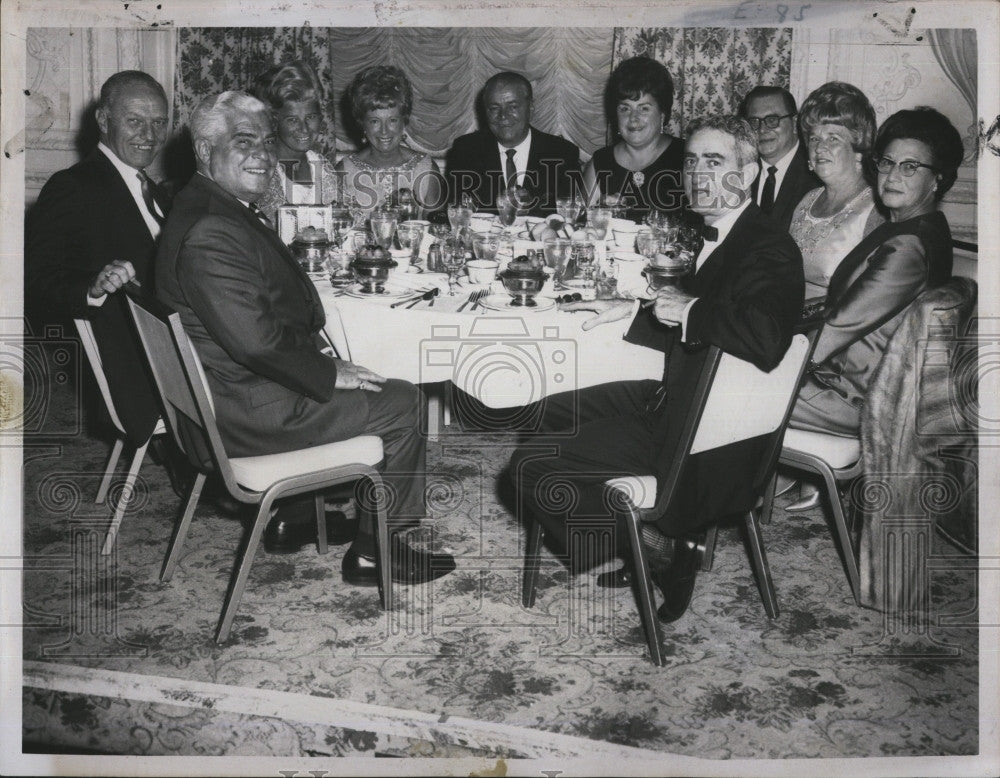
[739, 86, 820, 229]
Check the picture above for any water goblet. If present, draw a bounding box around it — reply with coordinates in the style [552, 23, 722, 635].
[473, 231, 502, 263]
[370, 209, 399, 251]
[441, 239, 466, 296]
[397, 222, 425, 264]
[636, 231, 661, 260]
[603, 193, 626, 219]
[586, 206, 612, 241]
[447, 205, 473, 236]
[496, 190, 518, 234]
[543, 237, 573, 286]
[555, 196, 581, 230]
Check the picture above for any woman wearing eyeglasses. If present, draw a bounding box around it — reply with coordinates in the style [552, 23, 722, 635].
[790, 82, 884, 301]
[789, 106, 962, 446]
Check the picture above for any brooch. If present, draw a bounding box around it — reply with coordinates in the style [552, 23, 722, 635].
[632, 171, 645, 186]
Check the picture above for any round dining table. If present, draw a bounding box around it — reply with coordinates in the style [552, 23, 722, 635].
[314, 265, 664, 438]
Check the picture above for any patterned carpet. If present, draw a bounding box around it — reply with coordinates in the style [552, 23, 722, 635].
[19, 375, 979, 764]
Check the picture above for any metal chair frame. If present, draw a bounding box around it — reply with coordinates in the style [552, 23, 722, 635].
[522, 329, 818, 665]
[124, 285, 390, 643]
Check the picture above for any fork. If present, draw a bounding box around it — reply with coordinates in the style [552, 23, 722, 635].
[456, 290, 479, 313]
[469, 288, 489, 311]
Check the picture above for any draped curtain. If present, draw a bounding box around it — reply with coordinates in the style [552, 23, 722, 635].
[613, 28, 793, 139]
[927, 29, 978, 160]
[174, 27, 613, 158]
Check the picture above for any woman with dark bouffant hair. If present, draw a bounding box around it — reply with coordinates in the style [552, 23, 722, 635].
[582, 56, 685, 220]
[789, 105, 962, 453]
[335, 65, 443, 217]
[253, 60, 340, 219]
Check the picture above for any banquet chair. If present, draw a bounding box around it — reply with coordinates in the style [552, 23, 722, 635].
[73, 317, 168, 556]
[522, 332, 816, 666]
[771, 277, 979, 609]
[123, 285, 390, 643]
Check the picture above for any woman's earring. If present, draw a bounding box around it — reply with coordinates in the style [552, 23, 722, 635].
[402, 132, 408, 143]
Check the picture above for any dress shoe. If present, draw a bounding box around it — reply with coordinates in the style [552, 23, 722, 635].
[654, 536, 704, 623]
[785, 485, 821, 512]
[148, 437, 193, 499]
[341, 541, 456, 586]
[263, 511, 356, 554]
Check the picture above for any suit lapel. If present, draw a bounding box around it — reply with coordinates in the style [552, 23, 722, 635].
[91, 150, 156, 243]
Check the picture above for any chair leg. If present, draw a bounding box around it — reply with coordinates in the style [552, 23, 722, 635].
[521, 519, 543, 609]
[315, 493, 328, 555]
[623, 505, 666, 666]
[759, 471, 778, 526]
[216, 493, 276, 643]
[822, 471, 861, 605]
[701, 525, 717, 572]
[96, 437, 125, 504]
[101, 439, 149, 556]
[370, 474, 391, 611]
[160, 472, 207, 582]
[743, 510, 779, 618]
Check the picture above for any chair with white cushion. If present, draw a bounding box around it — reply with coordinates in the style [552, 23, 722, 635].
[124, 285, 390, 643]
[522, 332, 817, 665]
[74, 317, 168, 556]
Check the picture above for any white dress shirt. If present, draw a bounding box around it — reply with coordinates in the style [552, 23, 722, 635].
[88, 143, 165, 307]
[497, 129, 532, 187]
[754, 140, 801, 204]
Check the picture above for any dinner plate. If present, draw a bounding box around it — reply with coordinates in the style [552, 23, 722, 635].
[477, 294, 556, 313]
[342, 282, 424, 301]
[610, 250, 645, 262]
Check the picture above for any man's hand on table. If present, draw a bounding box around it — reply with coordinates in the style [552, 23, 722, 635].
[559, 299, 634, 331]
[335, 361, 387, 392]
[88, 259, 136, 299]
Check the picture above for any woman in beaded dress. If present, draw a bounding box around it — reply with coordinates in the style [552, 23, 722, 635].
[582, 57, 685, 222]
[790, 82, 884, 300]
[253, 60, 341, 221]
[336, 65, 443, 219]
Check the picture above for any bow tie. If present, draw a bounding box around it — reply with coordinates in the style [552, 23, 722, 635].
[701, 224, 719, 242]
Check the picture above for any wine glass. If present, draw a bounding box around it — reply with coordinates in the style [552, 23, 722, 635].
[397, 221, 425, 264]
[447, 205, 472, 237]
[370, 208, 399, 251]
[586, 205, 612, 241]
[603, 193, 625, 219]
[346, 195, 367, 229]
[556, 197, 581, 230]
[636, 230, 661, 261]
[496, 190, 518, 234]
[441, 239, 465, 295]
[543, 237, 572, 286]
[394, 188, 418, 221]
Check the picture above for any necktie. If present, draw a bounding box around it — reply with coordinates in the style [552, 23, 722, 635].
[759, 164, 777, 213]
[137, 169, 168, 225]
[504, 148, 517, 190]
[249, 202, 274, 230]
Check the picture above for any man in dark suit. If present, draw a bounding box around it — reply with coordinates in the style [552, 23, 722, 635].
[24, 70, 186, 488]
[739, 86, 820, 230]
[155, 91, 454, 585]
[508, 116, 803, 622]
[445, 71, 580, 216]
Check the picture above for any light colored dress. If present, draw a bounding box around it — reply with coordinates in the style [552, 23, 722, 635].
[338, 149, 435, 216]
[790, 186, 881, 299]
[258, 149, 341, 221]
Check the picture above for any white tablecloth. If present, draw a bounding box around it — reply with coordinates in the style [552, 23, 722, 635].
[315, 271, 663, 408]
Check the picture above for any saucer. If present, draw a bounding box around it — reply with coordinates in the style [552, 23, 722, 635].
[343, 281, 419, 301]
[478, 294, 555, 313]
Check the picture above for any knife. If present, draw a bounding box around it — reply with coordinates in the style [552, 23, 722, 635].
[405, 287, 439, 309]
[390, 288, 432, 308]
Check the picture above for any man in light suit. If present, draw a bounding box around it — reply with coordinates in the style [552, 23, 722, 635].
[509, 116, 803, 622]
[155, 91, 454, 585]
[445, 71, 580, 216]
[739, 86, 820, 230]
[25, 70, 188, 491]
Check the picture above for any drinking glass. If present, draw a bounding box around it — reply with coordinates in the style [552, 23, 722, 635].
[555, 197, 580, 229]
[347, 195, 367, 229]
[394, 188, 418, 221]
[397, 222, 425, 263]
[636, 231, 661, 260]
[603, 193, 626, 219]
[473, 231, 502, 263]
[566, 238, 597, 290]
[595, 258, 618, 299]
[496, 190, 518, 233]
[543, 237, 572, 285]
[447, 205, 473, 236]
[441, 239, 465, 295]
[370, 209, 399, 251]
[586, 206, 612, 240]
[329, 207, 353, 247]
